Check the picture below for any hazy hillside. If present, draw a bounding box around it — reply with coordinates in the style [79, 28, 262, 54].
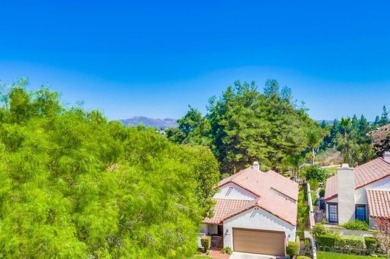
[121, 116, 178, 128]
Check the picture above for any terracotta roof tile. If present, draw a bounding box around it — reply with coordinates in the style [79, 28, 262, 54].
[324, 157, 390, 200]
[355, 158, 390, 188]
[367, 190, 390, 218]
[203, 199, 254, 224]
[208, 166, 298, 226]
[219, 167, 298, 201]
[324, 175, 337, 200]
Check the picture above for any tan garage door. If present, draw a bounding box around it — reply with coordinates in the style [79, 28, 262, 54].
[233, 228, 286, 256]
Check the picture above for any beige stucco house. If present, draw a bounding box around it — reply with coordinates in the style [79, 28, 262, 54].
[324, 152, 390, 226]
[201, 162, 298, 257]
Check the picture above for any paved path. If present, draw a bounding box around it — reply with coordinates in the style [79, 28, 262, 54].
[230, 252, 284, 259]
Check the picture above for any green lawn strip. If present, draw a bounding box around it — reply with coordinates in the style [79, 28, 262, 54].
[317, 251, 372, 259]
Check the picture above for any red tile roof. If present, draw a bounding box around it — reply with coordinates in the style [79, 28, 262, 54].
[204, 199, 254, 224]
[206, 166, 298, 226]
[219, 167, 298, 201]
[324, 157, 390, 200]
[367, 190, 390, 218]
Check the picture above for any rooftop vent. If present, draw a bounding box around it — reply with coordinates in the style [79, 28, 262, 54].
[253, 161, 260, 171]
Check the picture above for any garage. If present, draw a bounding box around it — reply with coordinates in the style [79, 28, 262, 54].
[232, 228, 286, 256]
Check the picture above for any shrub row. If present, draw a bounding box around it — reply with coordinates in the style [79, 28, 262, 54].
[342, 220, 369, 231]
[316, 234, 377, 252]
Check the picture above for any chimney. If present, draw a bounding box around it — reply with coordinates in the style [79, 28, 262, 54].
[253, 161, 260, 171]
[337, 163, 355, 224]
[383, 151, 390, 163]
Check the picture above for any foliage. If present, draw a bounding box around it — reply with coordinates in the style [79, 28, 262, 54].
[375, 217, 390, 259]
[286, 240, 300, 258]
[319, 188, 325, 198]
[170, 80, 320, 174]
[308, 179, 319, 192]
[298, 187, 309, 233]
[166, 106, 210, 146]
[317, 251, 373, 259]
[319, 114, 376, 166]
[342, 220, 369, 231]
[335, 236, 365, 249]
[365, 236, 378, 254]
[316, 234, 339, 247]
[220, 246, 233, 254]
[0, 81, 220, 258]
[296, 256, 311, 259]
[200, 236, 211, 252]
[305, 166, 326, 183]
[312, 224, 329, 238]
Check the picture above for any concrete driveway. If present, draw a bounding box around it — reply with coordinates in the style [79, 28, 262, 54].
[230, 252, 285, 259]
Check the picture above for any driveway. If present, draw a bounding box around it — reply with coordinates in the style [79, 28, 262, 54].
[230, 252, 285, 259]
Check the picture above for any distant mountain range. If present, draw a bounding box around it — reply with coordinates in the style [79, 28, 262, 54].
[121, 116, 178, 129]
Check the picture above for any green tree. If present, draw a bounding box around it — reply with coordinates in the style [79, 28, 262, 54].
[207, 80, 318, 174]
[379, 105, 390, 126]
[0, 80, 220, 258]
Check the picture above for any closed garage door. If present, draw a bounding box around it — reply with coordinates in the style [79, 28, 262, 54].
[233, 228, 285, 256]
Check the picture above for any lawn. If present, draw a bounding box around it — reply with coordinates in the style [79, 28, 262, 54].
[317, 251, 374, 259]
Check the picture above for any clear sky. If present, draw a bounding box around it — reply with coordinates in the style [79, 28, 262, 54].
[1, 1, 390, 121]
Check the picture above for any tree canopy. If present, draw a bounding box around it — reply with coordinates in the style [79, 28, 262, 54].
[0, 80, 219, 258]
[168, 80, 320, 174]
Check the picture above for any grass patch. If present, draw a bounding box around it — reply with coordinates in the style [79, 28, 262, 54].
[317, 251, 373, 258]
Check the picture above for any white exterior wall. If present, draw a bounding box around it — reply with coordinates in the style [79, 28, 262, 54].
[355, 176, 390, 204]
[223, 208, 296, 249]
[337, 166, 355, 224]
[214, 182, 257, 200]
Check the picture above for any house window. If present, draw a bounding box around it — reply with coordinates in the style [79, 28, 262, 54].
[328, 204, 338, 223]
[355, 205, 366, 221]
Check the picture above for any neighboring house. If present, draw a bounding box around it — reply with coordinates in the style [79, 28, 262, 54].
[324, 152, 390, 226]
[201, 162, 298, 257]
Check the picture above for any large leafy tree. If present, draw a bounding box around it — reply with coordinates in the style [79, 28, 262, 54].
[176, 80, 320, 174]
[0, 81, 219, 258]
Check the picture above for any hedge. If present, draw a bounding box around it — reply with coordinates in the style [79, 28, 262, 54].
[287, 240, 300, 258]
[200, 236, 211, 252]
[316, 234, 337, 247]
[335, 236, 364, 249]
[364, 237, 377, 254]
[342, 220, 369, 231]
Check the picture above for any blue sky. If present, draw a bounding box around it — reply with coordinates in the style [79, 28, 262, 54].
[1, 1, 390, 121]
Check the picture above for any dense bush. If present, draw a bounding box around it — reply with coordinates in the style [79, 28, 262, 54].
[312, 224, 328, 238]
[220, 246, 232, 254]
[297, 256, 311, 259]
[286, 240, 300, 258]
[305, 166, 326, 183]
[319, 189, 325, 198]
[200, 236, 211, 252]
[342, 220, 369, 230]
[298, 187, 309, 233]
[307, 179, 319, 192]
[335, 236, 364, 249]
[364, 236, 377, 254]
[0, 83, 220, 258]
[316, 234, 338, 247]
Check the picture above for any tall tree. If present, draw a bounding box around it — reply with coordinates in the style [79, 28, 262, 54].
[0, 81, 220, 258]
[207, 80, 318, 174]
[379, 105, 390, 126]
